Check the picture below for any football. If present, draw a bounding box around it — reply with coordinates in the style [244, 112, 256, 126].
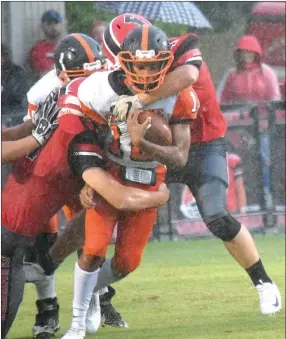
[137, 110, 172, 146]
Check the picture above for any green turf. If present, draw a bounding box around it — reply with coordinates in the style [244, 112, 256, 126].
[10, 234, 285, 339]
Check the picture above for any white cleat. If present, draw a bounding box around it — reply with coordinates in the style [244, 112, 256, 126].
[86, 292, 101, 334]
[256, 280, 282, 315]
[61, 323, 86, 339]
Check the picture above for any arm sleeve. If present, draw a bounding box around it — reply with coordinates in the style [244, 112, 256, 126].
[68, 130, 107, 178]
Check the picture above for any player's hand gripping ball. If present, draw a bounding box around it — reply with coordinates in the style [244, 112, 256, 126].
[127, 110, 172, 147]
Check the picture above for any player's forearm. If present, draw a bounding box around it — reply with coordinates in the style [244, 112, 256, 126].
[137, 138, 187, 169]
[1, 120, 34, 141]
[2, 136, 40, 163]
[138, 65, 199, 106]
[82, 168, 168, 211]
[122, 188, 169, 211]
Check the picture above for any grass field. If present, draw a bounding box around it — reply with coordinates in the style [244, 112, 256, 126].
[10, 234, 285, 339]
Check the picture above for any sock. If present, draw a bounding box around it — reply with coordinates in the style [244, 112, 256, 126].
[98, 287, 108, 295]
[35, 274, 57, 300]
[246, 259, 272, 286]
[72, 262, 99, 327]
[94, 259, 123, 292]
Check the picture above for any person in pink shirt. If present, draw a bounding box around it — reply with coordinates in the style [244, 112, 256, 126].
[217, 35, 281, 104]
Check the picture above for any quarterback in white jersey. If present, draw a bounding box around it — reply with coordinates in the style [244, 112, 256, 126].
[60, 25, 199, 339]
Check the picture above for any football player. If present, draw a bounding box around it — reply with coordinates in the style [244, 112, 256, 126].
[105, 13, 281, 315]
[59, 25, 199, 339]
[1, 33, 112, 339]
[1, 33, 170, 339]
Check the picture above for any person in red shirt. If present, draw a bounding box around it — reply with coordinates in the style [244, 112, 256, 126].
[217, 35, 281, 104]
[102, 14, 281, 316]
[29, 10, 64, 78]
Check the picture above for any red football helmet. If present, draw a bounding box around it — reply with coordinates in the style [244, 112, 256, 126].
[102, 13, 151, 64]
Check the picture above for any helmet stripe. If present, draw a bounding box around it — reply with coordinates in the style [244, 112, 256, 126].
[141, 25, 149, 51]
[71, 33, 94, 63]
[103, 26, 121, 57]
[109, 17, 121, 48]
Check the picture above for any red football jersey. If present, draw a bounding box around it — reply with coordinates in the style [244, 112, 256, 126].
[1, 116, 84, 237]
[169, 33, 227, 142]
[1, 78, 88, 237]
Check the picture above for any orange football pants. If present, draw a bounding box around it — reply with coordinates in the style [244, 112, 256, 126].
[83, 165, 166, 275]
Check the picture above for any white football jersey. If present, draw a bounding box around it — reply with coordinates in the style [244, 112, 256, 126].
[23, 69, 62, 121]
[77, 71, 180, 169]
[77, 71, 178, 122]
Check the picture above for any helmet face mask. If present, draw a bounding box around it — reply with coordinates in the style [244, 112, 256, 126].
[118, 26, 174, 93]
[118, 49, 173, 92]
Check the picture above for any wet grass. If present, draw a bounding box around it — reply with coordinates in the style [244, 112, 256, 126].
[11, 234, 285, 339]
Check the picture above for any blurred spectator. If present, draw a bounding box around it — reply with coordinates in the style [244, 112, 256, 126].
[1, 44, 27, 114]
[29, 10, 64, 78]
[90, 20, 106, 45]
[217, 35, 281, 104]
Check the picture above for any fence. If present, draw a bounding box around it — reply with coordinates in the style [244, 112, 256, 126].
[2, 101, 285, 240]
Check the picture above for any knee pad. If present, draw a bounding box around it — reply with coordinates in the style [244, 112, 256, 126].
[207, 214, 241, 242]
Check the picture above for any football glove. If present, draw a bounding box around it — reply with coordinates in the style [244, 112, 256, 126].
[111, 94, 144, 121]
[32, 88, 60, 146]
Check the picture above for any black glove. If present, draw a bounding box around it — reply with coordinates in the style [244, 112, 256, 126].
[32, 88, 60, 146]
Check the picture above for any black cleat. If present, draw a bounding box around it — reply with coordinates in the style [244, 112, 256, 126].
[100, 286, 128, 328]
[32, 297, 60, 337]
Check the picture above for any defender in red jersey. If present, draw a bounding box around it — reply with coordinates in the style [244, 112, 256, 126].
[1, 42, 170, 339]
[100, 13, 282, 316]
[2, 33, 107, 339]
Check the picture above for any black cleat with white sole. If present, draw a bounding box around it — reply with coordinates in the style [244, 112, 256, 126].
[32, 297, 60, 338]
[100, 286, 128, 328]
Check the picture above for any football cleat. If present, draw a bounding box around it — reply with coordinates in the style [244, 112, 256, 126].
[256, 280, 282, 315]
[32, 297, 60, 338]
[61, 323, 85, 339]
[100, 286, 128, 328]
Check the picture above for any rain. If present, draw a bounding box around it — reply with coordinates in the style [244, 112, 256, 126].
[1, 2, 285, 339]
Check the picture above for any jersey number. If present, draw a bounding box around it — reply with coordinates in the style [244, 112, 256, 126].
[190, 91, 198, 113]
